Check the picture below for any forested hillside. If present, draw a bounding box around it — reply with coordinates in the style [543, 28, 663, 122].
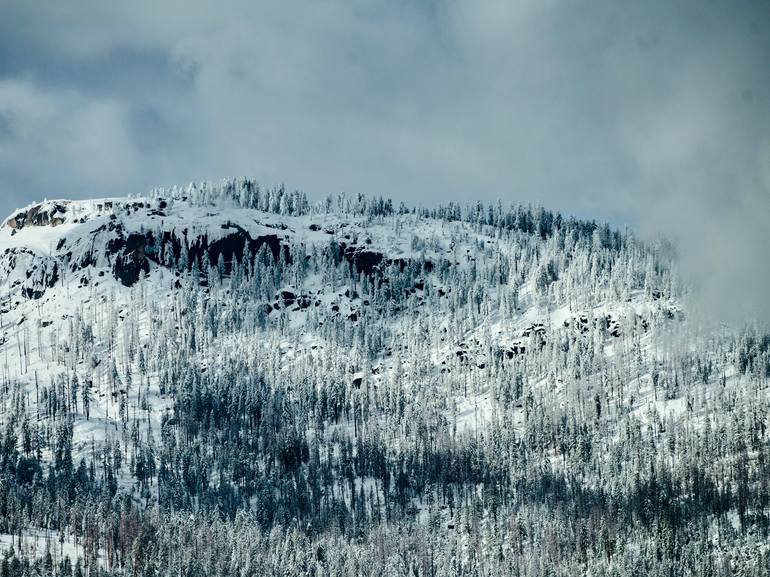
[0, 180, 767, 576]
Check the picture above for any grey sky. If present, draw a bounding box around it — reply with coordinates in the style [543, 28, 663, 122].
[1, 1, 769, 318]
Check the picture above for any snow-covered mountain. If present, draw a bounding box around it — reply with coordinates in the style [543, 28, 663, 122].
[0, 182, 767, 576]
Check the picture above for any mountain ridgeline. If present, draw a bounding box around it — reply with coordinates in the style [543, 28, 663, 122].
[0, 180, 767, 576]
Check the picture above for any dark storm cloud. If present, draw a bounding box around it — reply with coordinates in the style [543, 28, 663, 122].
[0, 0, 768, 319]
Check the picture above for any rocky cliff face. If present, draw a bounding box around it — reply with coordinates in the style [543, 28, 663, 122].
[1, 195, 455, 305]
[1, 199, 298, 298]
[113, 233, 150, 287]
[5, 202, 71, 230]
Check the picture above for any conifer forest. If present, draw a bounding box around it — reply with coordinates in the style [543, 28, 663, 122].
[0, 182, 767, 576]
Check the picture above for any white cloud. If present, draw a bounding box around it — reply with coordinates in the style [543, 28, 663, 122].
[0, 80, 137, 205]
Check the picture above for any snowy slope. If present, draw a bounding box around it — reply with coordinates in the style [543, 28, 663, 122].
[0, 185, 768, 576]
[0, 192, 684, 469]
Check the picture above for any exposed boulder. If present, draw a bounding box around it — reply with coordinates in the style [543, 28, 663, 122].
[521, 323, 545, 338]
[605, 314, 621, 337]
[499, 341, 526, 359]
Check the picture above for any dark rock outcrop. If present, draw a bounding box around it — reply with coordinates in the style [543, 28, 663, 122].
[22, 259, 59, 299]
[184, 226, 288, 273]
[5, 202, 69, 230]
[108, 222, 289, 286]
[113, 233, 150, 286]
[336, 241, 437, 280]
[343, 246, 384, 276]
